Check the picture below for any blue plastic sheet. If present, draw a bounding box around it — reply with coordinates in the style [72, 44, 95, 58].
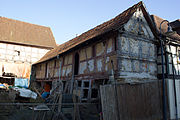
[15, 78, 29, 88]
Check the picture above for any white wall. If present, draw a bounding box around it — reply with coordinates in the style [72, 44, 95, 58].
[0, 42, 49, 78]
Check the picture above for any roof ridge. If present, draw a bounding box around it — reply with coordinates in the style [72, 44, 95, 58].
[0, 16, 57, 48]
[0, 16, 50, 28]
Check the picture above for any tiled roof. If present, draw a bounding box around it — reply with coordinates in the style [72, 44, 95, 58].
[170, 19, 180, 35]
[34, 1, 155, 65]
[151, 15, 180, 40]
[0, 17, 56, 48]
[170, 19, 180, 29]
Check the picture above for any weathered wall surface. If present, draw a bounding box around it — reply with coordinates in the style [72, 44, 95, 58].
[0, 42, 49, 78]
[62, 54, 72, 77]
[35, 36, 117, 81]
[78, 37, 117, 76]
[117, 8, 157, 82]
[100, 81, 162, 120]
[124, 8, 154, 39]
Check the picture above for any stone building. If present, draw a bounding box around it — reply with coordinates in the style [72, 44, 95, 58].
[0, 17, 56, 85]
[31, 1, 158, 101]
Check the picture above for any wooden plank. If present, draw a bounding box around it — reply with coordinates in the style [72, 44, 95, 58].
[100, 81, 162, 120]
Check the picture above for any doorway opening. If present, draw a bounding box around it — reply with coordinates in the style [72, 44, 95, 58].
[74, 53, 79, 75]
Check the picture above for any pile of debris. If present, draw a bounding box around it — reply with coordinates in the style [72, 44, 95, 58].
[0, 83, 37, 103]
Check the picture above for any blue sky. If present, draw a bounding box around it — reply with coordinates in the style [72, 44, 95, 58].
[1, 0, 179, 44]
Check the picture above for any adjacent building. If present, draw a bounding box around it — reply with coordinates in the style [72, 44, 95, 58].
[152, 15, 180, 119]
[0, 17, 56, 86]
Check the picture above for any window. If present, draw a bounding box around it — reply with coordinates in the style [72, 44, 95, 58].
[82, 89, 89, 98]
[91, 89, 98, 98]
[78, 81, 82, 87]
[83, 81, 89, 87]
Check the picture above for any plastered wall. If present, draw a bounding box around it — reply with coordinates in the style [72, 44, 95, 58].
[35, 36, 117, 80]
[0, 42, 49, 78]
[117, 8, 157, 82]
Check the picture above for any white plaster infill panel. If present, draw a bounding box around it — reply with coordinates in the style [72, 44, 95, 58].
[129, 38, 139, 56]
[79, 62, 87, 74]
[124, 8, 154, 39]
[66, 65, 72, 76]
[97, 59, 103, 72]
[121, 59, 131, 72]
[88, 60, 94, 72]
[121, 36, 129, 54]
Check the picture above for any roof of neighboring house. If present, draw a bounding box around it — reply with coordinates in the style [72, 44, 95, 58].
[34, 1, 157, 65]
[170, 19, 180, 35]
[170, 19, 180, 29]
[0, 17, 57, 49]
[151, 15, 180, 41]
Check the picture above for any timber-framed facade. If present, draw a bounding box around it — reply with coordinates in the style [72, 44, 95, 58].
[31, 1, 159, 102]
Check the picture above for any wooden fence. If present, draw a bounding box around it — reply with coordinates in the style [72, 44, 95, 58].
[100, 81, 163, 120]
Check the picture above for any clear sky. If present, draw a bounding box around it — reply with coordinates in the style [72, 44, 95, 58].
[1, 0, 179, 45]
